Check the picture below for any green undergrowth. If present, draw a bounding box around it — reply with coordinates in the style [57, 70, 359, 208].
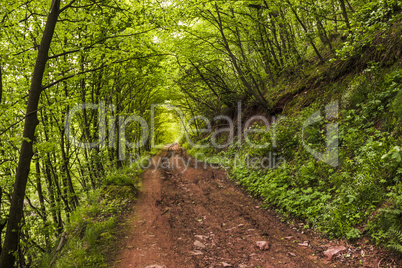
[278, 18, 402, 115]
[40, 166, 142, 268]
[184, 65, 402, 252]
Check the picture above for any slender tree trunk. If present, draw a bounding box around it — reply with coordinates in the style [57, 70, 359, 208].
[288, 3, 324, 63]
[48, 152, 72, 222]
[345, 0, 355, 13]
[83, 148, 96, 188]
[0, 61, 3, 104]
[214, 3, 270, 110]
[0, 186, 5, 255]
[35, 160, 50, 251]
[60, 131, 79, 209]
[0, 64, 4, 255]
[115, 86, 123, 168]
[39, 110, 62, 232]
[332, 0, 338, 32]
[316, 17, 334, 53]
[91, 87, 104, 178]
[42, 109, 70, 225]
[76, 156, 89, 192]
[339, 0, 351, 30]
[269, 12, 284, 67]
[46, 156, 65, 227]
[43, 159, 60, 232]
[0, 1, 60, 266]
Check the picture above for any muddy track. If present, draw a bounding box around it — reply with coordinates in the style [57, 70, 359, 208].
[113, 145, 399, 268]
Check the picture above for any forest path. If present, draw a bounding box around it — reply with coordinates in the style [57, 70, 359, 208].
[112, 145, 382, 268]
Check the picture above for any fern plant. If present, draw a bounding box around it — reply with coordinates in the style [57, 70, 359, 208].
[387, 219, 402, 254]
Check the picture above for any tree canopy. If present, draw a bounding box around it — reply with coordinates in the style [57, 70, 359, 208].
[0, 0, 400, 266]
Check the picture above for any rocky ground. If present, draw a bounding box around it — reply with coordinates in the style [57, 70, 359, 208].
[112, 145, 402, 268]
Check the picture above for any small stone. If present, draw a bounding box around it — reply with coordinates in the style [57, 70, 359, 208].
[194, 240, 206, 249]
[298, 241, 309, 247]
[256, 241, 270, 250]
[190, 250, 204, 256]
[324, 246, 347, 260]
[195, 235, 208, 240]
[222, 262, 232, 267]
[288, 252, 296, 257]
[284, 236, 293, 240]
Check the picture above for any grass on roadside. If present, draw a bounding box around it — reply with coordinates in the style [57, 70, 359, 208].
[40, 166, 142, 268]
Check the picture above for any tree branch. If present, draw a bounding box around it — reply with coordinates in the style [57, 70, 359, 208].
[48, 30, 157, 60]
[42, 54, 170, 91]
[59, 0, 77, 14]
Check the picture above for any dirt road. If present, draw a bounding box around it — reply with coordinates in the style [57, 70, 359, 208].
[113, 145, 398, 267]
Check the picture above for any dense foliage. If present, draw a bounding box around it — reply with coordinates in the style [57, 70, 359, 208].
[0, 0, 401, 266]
[178, 0, 402, 257]
[0, 0, 172, 266]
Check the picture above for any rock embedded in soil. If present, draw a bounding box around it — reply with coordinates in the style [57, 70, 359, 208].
[298, 241, 310, 247]
[195, 235, 208, 240]
[324, 245, 347, 260]
[194, 240, 206, 249]
[256, 241, 270, 250]
[190, 250, 204, 256]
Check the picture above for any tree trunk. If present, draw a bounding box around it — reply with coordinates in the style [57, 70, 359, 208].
[339, 0, 351, 30]
[43, 158, 61, 232]
[115, 86, 123, 168]
[0, 1, 60, 267]
[35, 160, 50, 251]
[0, 61, 3, 104]
[60, 130, 79, 209]
[214, 3, 270, 110]
[288, 3, 324, 63]
[46, 155, 66, 226]
[0, 186, 6, 256]
[315, 16, 334, 53]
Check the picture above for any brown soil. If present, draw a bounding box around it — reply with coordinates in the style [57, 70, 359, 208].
[112, 145, 401, 268]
